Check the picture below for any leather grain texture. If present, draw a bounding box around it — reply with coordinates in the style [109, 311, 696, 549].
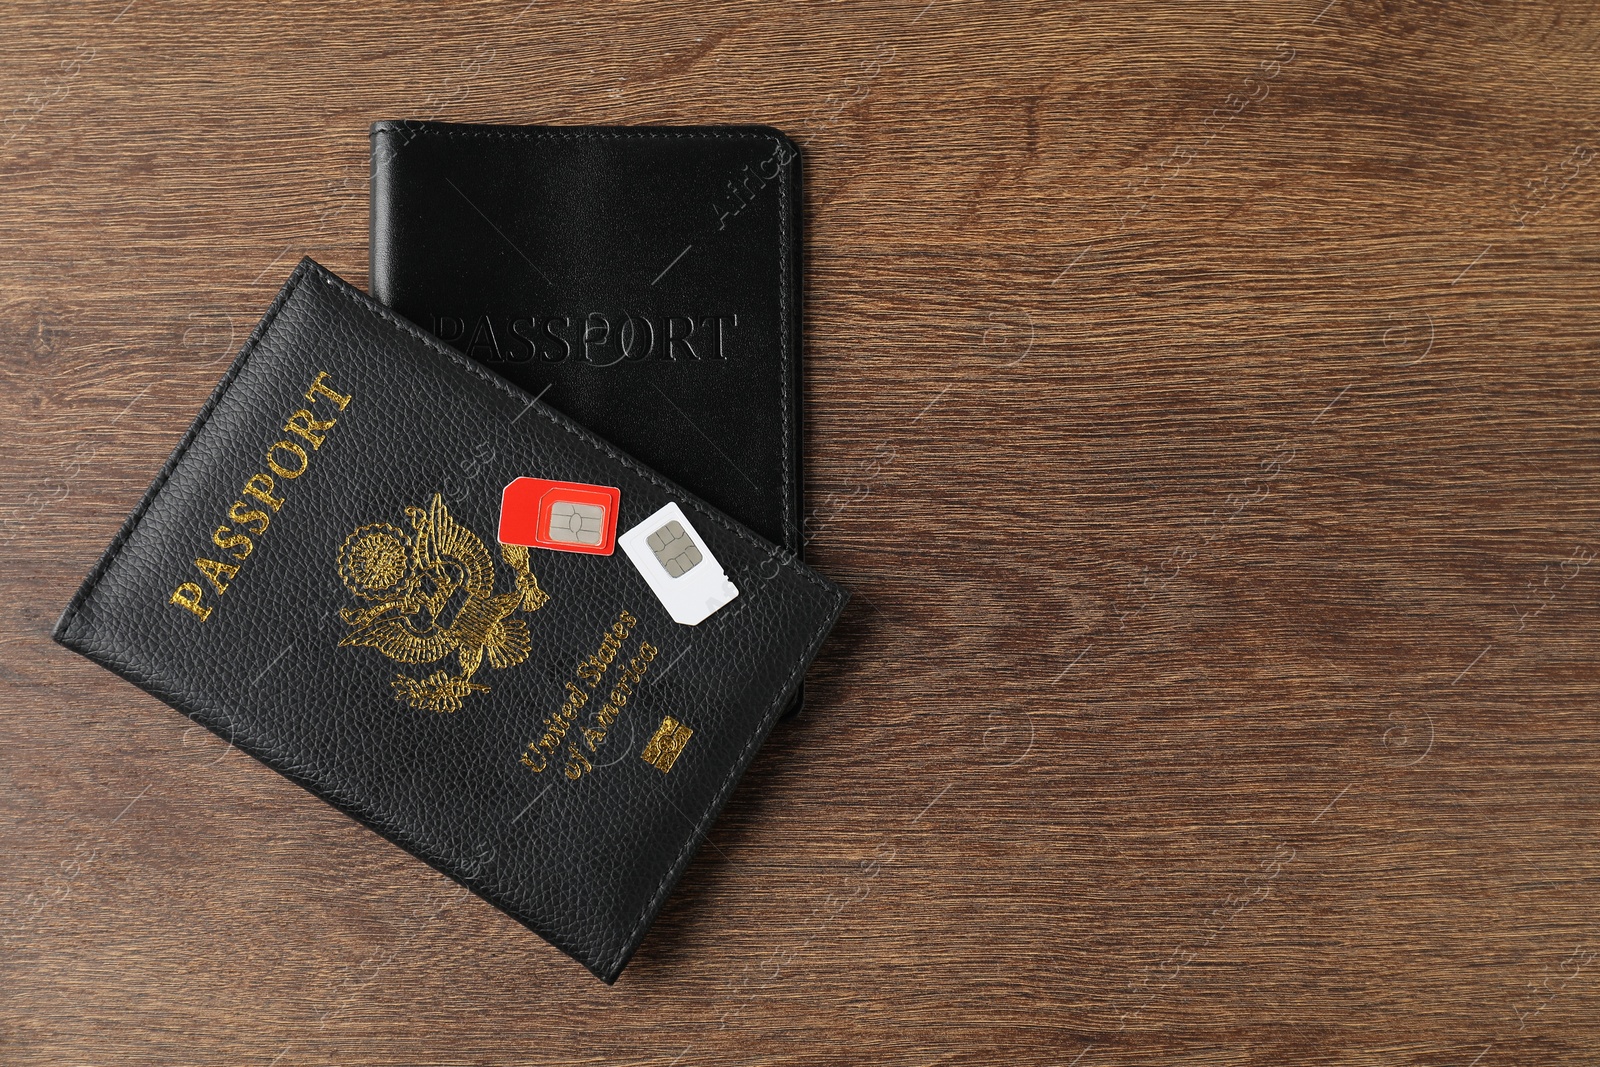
[50, 258, 847, 984]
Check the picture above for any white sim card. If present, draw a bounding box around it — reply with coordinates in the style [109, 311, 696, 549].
[618, 502, 739, 625]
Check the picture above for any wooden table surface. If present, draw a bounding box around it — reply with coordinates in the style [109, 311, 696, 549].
[5, 1, 1600, 1063]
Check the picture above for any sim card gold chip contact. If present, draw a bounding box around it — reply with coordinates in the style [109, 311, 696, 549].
[549, 500, 606, 546]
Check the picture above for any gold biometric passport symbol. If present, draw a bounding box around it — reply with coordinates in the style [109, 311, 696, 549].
[336, 493, 550, 713]
[641, 716, 693, 773]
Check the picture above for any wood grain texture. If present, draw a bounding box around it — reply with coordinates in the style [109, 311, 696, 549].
[4, 1, 1599, 1063]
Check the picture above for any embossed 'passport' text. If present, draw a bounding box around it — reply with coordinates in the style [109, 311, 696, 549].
[430, 312, 737, 364]
[168, 370, 350, 621]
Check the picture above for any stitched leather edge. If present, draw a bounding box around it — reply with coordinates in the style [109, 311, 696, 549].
[309, 260, 848, 978]
[51, 256, 846, 980]
[311, 259, 829, 595]
[368, 121, 802, 556]
[48, 261, 516, 898]
[51, 258, 317, 645]
[601, 586, 844, 981]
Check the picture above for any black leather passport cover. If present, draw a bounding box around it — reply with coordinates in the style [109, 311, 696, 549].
[52, 259, 845, 983]
[369, 121, 801, 554]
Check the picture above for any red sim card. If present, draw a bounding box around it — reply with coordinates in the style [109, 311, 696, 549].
[499, 478, 621, 556]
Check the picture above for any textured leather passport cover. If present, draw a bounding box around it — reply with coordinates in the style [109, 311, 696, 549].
[369, 121, 801, 555]
[52, 259, 846, 983]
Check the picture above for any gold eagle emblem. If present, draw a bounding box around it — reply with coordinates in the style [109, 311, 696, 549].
[336, 493, 549, 713]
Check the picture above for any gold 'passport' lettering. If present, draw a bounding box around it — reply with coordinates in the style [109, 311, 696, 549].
[169, 370, 350, 621]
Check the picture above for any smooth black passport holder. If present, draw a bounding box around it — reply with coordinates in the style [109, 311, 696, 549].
[369, 120, 802, 556]
[53, 259, 846, 983]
